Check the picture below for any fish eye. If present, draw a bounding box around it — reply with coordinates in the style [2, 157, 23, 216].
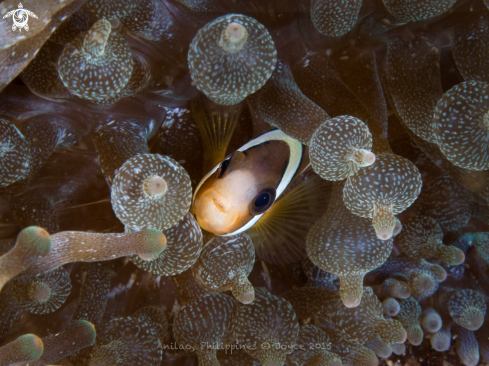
[216, 153, 234, 179]
[250, 188, 276, 215]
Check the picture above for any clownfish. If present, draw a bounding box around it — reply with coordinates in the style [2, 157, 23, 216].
[188, 91, 333, 265]
[193, 129, 302, 236]
[192, 128, 333, 265]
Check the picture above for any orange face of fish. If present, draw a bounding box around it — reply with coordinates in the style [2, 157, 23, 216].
[193, 140, 290, 235]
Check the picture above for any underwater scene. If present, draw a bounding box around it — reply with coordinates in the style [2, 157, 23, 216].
[0, 0, 489, 365]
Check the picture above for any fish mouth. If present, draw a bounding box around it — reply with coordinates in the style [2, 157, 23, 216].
[193, 189, 240, 235]
[210, 194, 231, 215]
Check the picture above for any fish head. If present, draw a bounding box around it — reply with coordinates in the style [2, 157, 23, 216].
[193, 131, 300, 235]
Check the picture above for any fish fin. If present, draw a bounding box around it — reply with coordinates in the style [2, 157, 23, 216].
[191, 93, 242, 172]
[247, 172, 332, 265]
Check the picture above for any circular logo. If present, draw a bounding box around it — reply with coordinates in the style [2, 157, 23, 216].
[13, 9, 28, 28]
